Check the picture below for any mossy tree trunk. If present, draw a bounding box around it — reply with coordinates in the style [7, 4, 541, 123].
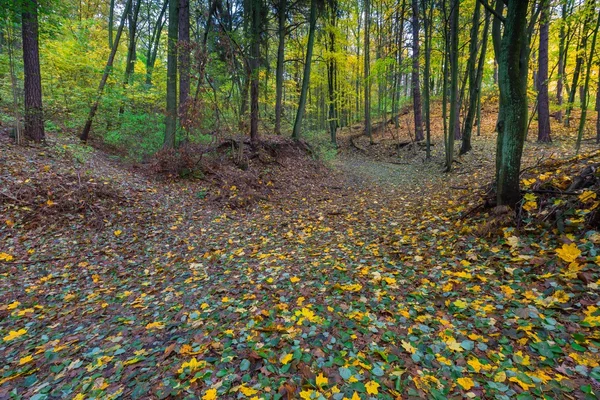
[495, 0, 530, 207]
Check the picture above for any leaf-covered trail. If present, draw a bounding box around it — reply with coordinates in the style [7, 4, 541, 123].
[2, 140, 600, 399]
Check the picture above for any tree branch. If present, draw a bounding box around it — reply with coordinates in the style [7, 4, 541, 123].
[478, 0, 505, 24]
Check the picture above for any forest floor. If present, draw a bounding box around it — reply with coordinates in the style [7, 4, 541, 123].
[2, 107, 600, 399]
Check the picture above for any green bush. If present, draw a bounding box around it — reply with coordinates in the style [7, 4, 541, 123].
[103, 111, 165, 160]
[303, 129, 338, 164]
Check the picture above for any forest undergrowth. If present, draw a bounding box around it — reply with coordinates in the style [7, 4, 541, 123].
[2, 108, 600, 399]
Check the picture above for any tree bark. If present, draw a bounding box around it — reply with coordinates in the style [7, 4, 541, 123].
[496, 0, 530, 207]
[460, 1, 487, 155]
[364, 0, 372, 142]
[109, 0, 115, 49]
[178, 0, 190, 129]
[22, 0, 45, 143]
[537, 0, 551, 143]
[576, 8, 600, 153]
[292, 0, 317, 140]
[446, 0, 459, 170]
[163, 0, 179, 148]
[422, 0, 432, 158]
[145, 0, 168, 85]
[565, 0, 594, 127]
[327, 0, 338, 146]
[411, 0, 424, 142]
[274, 0, 286, 135]
[119, 0, 142, 115]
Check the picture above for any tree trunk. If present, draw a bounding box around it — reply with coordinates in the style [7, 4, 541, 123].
[445, 0, 459, 170]
[80, 0, 132, 142]
[556, 1, 568, 123]
[327, 0, 338, 146]
[460, 0, 486, 155]
[145, 0, 167, 85]
[119, 0, 142, 115]
[22, 0, 45, 143]
[411, 0, 424, 142]
[178, 0, 190, 129]
[422, 0, 432, 159]
[537, 0, 551, 143]
[109, 0, 115, 49]
[292, 0, 317, 140]
[163, 0, 179, 148]
[274, 0, 286, 135]
[496, 0, 530, 207]
[575, 8, 600, 153]
[596, 65, 600, 143]
[364, 0, 372, 142]
[565, 0, 594, 127]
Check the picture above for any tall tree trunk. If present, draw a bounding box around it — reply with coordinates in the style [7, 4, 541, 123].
[163, 0, 179, 148]
[422, 0, 432, 158]
[179, 0, 190, 129]
[22, 0, 45, 143]
[7, 17, 22, 144]
[364, 0, 372, 142]
[565, 0, 594, 127]
[109, 0, 115, 49]
[575, 8, 600, 153]
[292, 0, 317, 140]
[556, 1, 568, 123]
[445, 0, 458, 170]
[537, 0, 551, 143]
[496, 0, 530, 207]
[392, 0, 406, 128]
[119, 0, 142, 115]
[274, 0, 286, 135]
[145, 0, 168, 85]
[411, 0, 424, 142]
[327, 0, 338, 146]
[491, 0, 503, 131]
[249, 0, 264, 142]
[460, 0, 483, 155]
[596, 65, 600, 143]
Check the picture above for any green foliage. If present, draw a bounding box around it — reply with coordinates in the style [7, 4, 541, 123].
[303, 129, 337, 163]
[55, 142, 94, 164]
[104, 111, 165, 160]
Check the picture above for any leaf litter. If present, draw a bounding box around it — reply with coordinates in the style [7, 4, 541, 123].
[1, 130, 600, 399]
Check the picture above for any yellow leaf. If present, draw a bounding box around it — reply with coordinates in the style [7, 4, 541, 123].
[299, 390, 315, 400]
[178, 357, 205, 374]
[19, 355, 33, 365]
[467, 358, 482, 373]
[401, 340, 416, 354]
[3, 328, 27, 342]
[290, 276, 301, 283]
[7, 301, 20, 310]
[453, 299, 468, 309]
[494, 371, 506, 382]
[239, 385, 258, 396]
[579, 190, 597, 202]
[280, 353, 293, 365]
[114, 230, 122, 237]
[315, 372, 328, 387]
[145, 321, 165, 330]
[0, 252, 14, 262]
[556, 243, 581, 263]
[202, 388, 217, 400]
[365, 380, 380, 395]
[457, 377, 474, 390]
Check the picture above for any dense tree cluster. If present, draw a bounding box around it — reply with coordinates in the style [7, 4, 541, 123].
[2, 0, 600, 205]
